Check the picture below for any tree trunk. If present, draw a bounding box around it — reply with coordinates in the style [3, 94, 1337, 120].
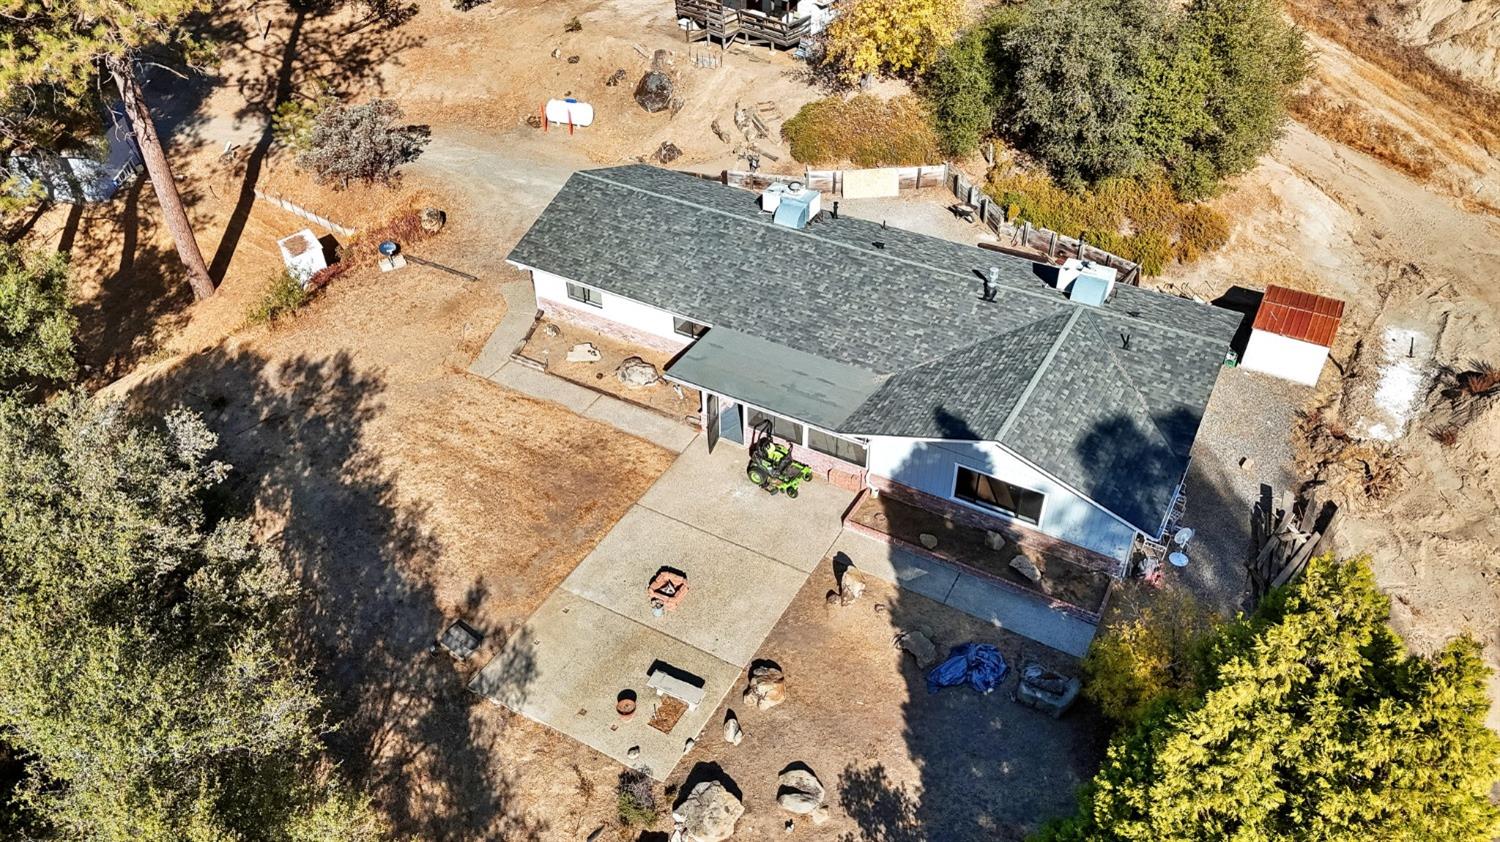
[108, 56, 215, 300]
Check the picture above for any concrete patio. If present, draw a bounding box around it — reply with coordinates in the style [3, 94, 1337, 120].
[470, 439, 853, 779]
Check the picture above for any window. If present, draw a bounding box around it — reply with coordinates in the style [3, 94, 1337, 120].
[673, 317, 708, 338]
[747, 408, 803, 444]
[954, 467, 1044, 524]
[565, 282, 603, 307]
[807, 428, 867, 467]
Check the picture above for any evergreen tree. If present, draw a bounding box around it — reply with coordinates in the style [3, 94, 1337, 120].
[2, 1, 218, 299]
[0, 393, 385, 840]
[1041, 557, 1500, 841]
[0, 243, 75, 387]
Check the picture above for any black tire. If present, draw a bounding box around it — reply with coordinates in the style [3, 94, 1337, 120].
[785, 485, 799, 499]
[747, 466, 768, 487]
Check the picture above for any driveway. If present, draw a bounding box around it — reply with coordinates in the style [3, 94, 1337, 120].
[471, 439, 853, 779]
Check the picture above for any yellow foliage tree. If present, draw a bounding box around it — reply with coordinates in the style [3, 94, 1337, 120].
[823, 0, 962, 82]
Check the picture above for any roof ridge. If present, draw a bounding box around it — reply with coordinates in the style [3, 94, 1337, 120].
[995, 308, 1084, 441]
[887, 307, 1074, 373]
[574, 167, 1233, 345]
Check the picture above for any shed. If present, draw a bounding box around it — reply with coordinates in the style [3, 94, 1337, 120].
[1241, 285, 1344, 386]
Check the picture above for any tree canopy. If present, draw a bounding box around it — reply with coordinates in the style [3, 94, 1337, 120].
[822, 0, 963, 83]
[0, 393, 385, 840]
[0, 243, 76, 388]
[1042, 556, 1500, 841]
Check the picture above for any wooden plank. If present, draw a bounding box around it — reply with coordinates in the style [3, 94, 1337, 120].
[1270, 531, 1321, 589]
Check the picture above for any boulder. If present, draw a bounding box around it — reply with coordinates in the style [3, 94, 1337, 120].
[1009, 553, 1043, 584]
[566, 342, 601, 363]
[656, 141, 683, 164]
[675, 780, 744, 842]
[984, 530, 1006, 551]
[617, 356, 661, 387]
[776, 768, 825, 815]
[634, 71, 674, 113]
[626, 745, 641, 760]
[723, 714, 743, 746]
[419, 207, 446, 233]
[541, 322, 561, 338]
[605, 68, 627, 86]
[918, 533, 938, 550]
[893, 630, 937, 668]
[742, 665, 785, 710]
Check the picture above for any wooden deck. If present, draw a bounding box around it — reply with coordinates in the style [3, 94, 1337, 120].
[675, 0, 812, 48]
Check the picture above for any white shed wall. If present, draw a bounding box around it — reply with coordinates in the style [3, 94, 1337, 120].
[528, 267, 695, 345]
[1241, 329, 1328, 386]
[866, 437, 1138, 561]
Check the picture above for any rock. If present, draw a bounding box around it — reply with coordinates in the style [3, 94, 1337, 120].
[742, 665, 785, 710]
[551, 47, 561, 59]
[839, 570, 865, 603]
[1009, 553, 1043, 584]
[723, 714, 743, 746]
[894, 630, 937, 668]
[634, 71, 674, 113]
[683, 737, 696, 754]
[566, 342, 601, 363]
[605, 68, 627, 86]
[675, 780, 744, 842]
[1021, 662, 1072, 696]
[1014, 661, 1081, 719]
[541, 322, 561, 338]
[420, 207, 446, 233]
[616, 356, 661, 387]
[656, 141, 682, 164]
[918, 533, 938, 550]
[984, 530, 1006, 551]
[526, 113, 543, 128]
[1239, 455, 1255, 473]
[776, 768, 825, 815]
[809, 806, 830, 825]
[586, 827, 604, 842]
[626, 745, 641, 760]
[567, 54, 581, 64]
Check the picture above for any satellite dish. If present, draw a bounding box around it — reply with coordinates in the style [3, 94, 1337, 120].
[378, 240, 400, 257]
[1168, 552, 1189, 568]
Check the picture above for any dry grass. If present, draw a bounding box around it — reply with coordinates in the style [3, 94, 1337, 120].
[1290, 90, 1439, 181]
[1285, 0, 1500, 150]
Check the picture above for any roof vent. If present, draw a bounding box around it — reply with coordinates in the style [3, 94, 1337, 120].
[1056, 258, 1117, 305]
[981, 266, 1000, 301]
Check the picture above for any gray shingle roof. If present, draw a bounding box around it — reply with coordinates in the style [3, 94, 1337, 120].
[508, 166, 1242, 535]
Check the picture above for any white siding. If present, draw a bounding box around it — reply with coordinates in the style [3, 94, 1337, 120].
[867, 437, 1138, 561]
[527, 267, 698, 344]
[1241, 329, 1329, 386]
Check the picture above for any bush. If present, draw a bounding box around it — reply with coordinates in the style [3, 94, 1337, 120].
[296, 99, 431, 190]
[1082, 587, 1219, 725]
[271, 89, 335, 152]
[985, 167, 1231, 273]
[823, 0, 963, 82]
[782, 95, 942, 167]
[247, 270, 309, 326]
[924, 13, 1015, 156]
[0, 243, 75, 386]
[616, 771, 658, 828]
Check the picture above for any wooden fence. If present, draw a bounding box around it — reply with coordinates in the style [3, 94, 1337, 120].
[948, 170, 1141, 286]
[720, 163, 949, 196]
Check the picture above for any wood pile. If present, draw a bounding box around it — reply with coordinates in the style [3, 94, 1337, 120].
[1249, 488, 1338, 600]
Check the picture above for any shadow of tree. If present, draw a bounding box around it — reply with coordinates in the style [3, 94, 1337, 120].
[836, 763, 923, 842]
[128, 345, 544, 840]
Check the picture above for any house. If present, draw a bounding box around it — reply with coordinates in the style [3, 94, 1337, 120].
[507, 165, 1241, 574]
[675, 0, 835, 49]
[1240, 284, 1344, 386]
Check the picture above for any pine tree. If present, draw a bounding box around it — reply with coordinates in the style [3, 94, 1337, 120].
[1, 1, 218, 299]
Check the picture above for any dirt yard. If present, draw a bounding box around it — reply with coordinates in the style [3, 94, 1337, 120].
[519, 316, 701, 420]
[663, 557, 1107, 842]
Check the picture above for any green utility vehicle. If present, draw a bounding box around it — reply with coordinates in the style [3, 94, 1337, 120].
[746, 421, 814, 498]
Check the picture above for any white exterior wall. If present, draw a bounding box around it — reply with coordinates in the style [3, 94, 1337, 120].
[527, 267, 697, 345]
[866, 437, 1139, 561]
[1241, 329, 1329, 387]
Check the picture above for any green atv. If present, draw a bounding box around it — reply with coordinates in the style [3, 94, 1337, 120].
[747, 422, 814, 498]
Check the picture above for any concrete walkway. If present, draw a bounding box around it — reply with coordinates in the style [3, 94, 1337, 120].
[826, 530, 1099, 658]
[468, 280, 698, 453]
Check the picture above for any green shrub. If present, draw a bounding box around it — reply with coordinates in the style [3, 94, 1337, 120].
[781, 95, 942, 167]
[0, 243, 75, 386]
[246, 270, 309, 326]
[616, 771, 658, 828]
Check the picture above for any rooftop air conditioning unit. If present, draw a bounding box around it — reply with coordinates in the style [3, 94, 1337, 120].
[1056, 258, 1117, 305]
[772, 183, 821, 229]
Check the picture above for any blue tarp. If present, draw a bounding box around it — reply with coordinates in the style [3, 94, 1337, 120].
[926, 643, 1009, 695]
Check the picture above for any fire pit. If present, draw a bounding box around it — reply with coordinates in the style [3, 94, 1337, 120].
[646, 568, 689, 614]
[616, 690, 637, 720]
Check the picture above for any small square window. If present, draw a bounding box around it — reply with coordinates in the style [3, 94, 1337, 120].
[674, 317, 708, 338]
[565, 282, 603, 307]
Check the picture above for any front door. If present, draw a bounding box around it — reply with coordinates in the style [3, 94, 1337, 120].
[706, 394, 721, 453]
[718, 400, 745, 446]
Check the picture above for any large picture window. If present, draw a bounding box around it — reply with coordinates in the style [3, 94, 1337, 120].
[807, 428, 867, 467]
[565, 281, 603, 307]
[954, 467, 1044, 524]
[746, 408, 803, 444]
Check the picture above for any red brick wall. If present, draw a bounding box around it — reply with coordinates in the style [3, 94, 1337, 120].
[536, 297, 690, 356]
[867, 474, 1124, 577]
